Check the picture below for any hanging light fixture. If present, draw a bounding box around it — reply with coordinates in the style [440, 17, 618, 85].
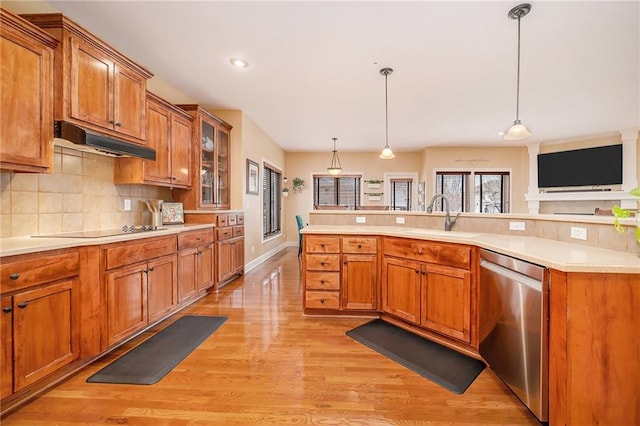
[327, 137, 342, 175]
[504, 3, 532, 141]
[379, 67, 395, 159]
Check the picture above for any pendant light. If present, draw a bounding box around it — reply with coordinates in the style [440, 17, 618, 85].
[379, 67, 395, 159]
[504, 3, 532, 141]
[327, 137, 342, 175]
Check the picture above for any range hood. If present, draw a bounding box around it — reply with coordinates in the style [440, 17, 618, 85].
[54, 121, 156, 160]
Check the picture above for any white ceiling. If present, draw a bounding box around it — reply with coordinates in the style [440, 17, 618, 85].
[13, 1, 640, 152]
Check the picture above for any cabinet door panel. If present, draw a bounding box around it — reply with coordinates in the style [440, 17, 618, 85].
[381, 257, 421, 324]
[421, 264, 471, 343]
[70, 37, 113, 129]
[197, 243, 214, 291]
[217, 240, 232, 282]
[147, 255, 177, 323]
[1, 295, 12, 399]
[144, 100, 171, 183]
[113, 63, 146, 139]
[342, 254, 377, 310]
[0, 30, 53, 171]
[231, 238, 244, 275]
[105, 264, 147, 346]
[171, 114, 192, 187]
[177, 247, 197, 303]
[13, 279, 78, 391]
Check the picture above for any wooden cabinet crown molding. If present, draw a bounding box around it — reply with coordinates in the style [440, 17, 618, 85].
[176, 104, 233, 130]
[1, 8, 58, 49]
[19, 13, 152, 78]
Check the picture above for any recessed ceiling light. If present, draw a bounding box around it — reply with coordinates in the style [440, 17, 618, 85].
[497, 131, 505, 136]
[229, 58, 249, 68]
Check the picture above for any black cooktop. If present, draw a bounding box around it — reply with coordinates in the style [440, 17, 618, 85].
[32, 226, 164, 238]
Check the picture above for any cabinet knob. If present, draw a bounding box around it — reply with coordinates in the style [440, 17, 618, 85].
[2, 306, 12, 313]
[17, 302, 27, 309]
[320, 280, 325, 284]
[421, 271, 426, 275]
[115, 122, 122, 127]
[415, 269, 420, 274]
[320, 299, 325, 304]
[343, 261, 347, 265]
[320, 261, 325, 266]
[357, 244, 362, 249]
[320, 244, 325, 248]
[148, 267, 154, 272]
[108, 120, 114, 124]
[9, 273, 19, 280]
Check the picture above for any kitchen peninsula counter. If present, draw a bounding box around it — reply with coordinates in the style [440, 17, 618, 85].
[0, 223, 214, 257]
[301, 225, 640, 273]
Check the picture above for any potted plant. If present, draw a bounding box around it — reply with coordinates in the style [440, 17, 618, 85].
[282, 187, 289, 197]
[292, 178, 305, 192]
[612, 187, 640, 248]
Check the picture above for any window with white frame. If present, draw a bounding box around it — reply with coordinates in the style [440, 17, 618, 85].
[434, 171, 510, 213]
[263, 163, 282, 238]
[313, 175, 361, 210]
[390, 178, 412, 211]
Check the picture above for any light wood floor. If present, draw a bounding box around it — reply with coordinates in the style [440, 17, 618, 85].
[3, 247, 540, 425]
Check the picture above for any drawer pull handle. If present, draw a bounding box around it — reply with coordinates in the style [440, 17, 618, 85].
[196, 237, 201, 241]
[320, 244, 325, 248]
[320, 261, 325, 266]
[357, 244, 362, 248]
[2, 306, 12, 313]
[9, 273, 20, 280]
[320, 280, 325, 284]
[17, 302, 27, 309]
[343, 261, 347, 265]
[320, 299, 325, 304]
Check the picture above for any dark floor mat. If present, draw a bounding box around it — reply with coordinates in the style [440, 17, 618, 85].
[87, 315, 227, 385]
[346, 319, 485, 394]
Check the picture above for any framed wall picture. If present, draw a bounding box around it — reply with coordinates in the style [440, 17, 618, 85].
[162, 202, 184, 224]
[246, 159, 259, 195]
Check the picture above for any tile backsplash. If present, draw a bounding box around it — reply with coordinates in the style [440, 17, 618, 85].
[1, 147, 170, 238]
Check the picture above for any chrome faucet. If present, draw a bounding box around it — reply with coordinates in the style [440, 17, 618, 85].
[426, 194, 461, 231]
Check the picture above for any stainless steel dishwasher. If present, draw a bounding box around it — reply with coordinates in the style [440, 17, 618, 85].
[479, 249, 549, 422]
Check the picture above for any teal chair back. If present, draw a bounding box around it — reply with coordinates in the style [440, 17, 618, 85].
[296, 215, 305, 256]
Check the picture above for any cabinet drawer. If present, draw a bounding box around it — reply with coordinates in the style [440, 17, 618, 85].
[236, 214, 244, 225]
[1, 250, 79, 293]
[305, 236, 340, 253]
[104, 235, 177, 270]
[305, 254, 341, 271]
[232, 226, 244, 237]
[216, 215, 228, 227]
[305, 272, 340, 290]
[228, 214, 237, 226]
[216, 227, 233, 241]
[342, 236, 377, 254]
[305, 290, 340, 310]
[383, 237, 471, 270]
[178, 228, 214, 249]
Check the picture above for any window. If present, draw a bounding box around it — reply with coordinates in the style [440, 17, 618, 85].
[435, 171, 510, 213]
[263, 163, 282, 238]
[313, 175, 361, 210]
[390, 178, 412, 211]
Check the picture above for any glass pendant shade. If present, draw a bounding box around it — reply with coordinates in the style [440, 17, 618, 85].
[379, 146, 395, 159]
[327, 137, 342, 175]
[504, 120, 532, 140]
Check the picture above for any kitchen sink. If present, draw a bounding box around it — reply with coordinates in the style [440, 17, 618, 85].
[32, 226, 168, 238]
[402, 229, 481, 239]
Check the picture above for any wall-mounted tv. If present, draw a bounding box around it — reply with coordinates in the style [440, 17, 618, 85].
[537, 144, 623, 189]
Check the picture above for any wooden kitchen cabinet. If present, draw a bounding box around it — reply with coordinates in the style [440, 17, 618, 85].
[102, 236, 176, 348]
[341, 237, 378, 311]
[177, 228, 214, 303]
[0, 9, 56, 173]
[216, 213, 244, 287]
[173, 105, 232, 209]
[304, 235, 341, 311]
[21, 13, 152, 143]
[382, 237, 473, 344]
[0, 248, 80, 400]
[114, 92, 192, 188]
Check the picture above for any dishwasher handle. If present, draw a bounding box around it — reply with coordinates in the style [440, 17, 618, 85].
[480, 259, 543, 292]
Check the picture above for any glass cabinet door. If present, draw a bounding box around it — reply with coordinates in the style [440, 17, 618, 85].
[217, 127, 230, 208]
[200, 120, 215, 206]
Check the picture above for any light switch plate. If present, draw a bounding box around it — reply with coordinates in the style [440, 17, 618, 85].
[124, 199, 132, 211]
[509, 221, 525, 231]
[356, 216, 366, 224]
[396, 217, 405, 224]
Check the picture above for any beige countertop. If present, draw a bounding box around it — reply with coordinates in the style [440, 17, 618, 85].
[0, 223, 214, 257]
[301, 225, 640, 274]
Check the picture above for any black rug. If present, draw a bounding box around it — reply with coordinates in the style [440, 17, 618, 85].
[346, 319, 485, 394]
[87, 315, 227, 385]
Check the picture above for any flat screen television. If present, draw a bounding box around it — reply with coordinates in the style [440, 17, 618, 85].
[537, 144, 623, 188]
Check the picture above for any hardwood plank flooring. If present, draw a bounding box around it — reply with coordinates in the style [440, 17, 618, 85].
[3, 247, 540, 425]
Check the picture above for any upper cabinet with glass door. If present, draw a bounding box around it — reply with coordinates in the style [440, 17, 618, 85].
[174, 104, 232, 210]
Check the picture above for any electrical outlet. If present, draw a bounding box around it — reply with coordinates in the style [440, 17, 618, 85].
[123, 199, 131, 211]
[509, 221, 525, 231]
[570, 226, 587, 240]
[396, 217, 405, 224]
[356, 216, 366, 224]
